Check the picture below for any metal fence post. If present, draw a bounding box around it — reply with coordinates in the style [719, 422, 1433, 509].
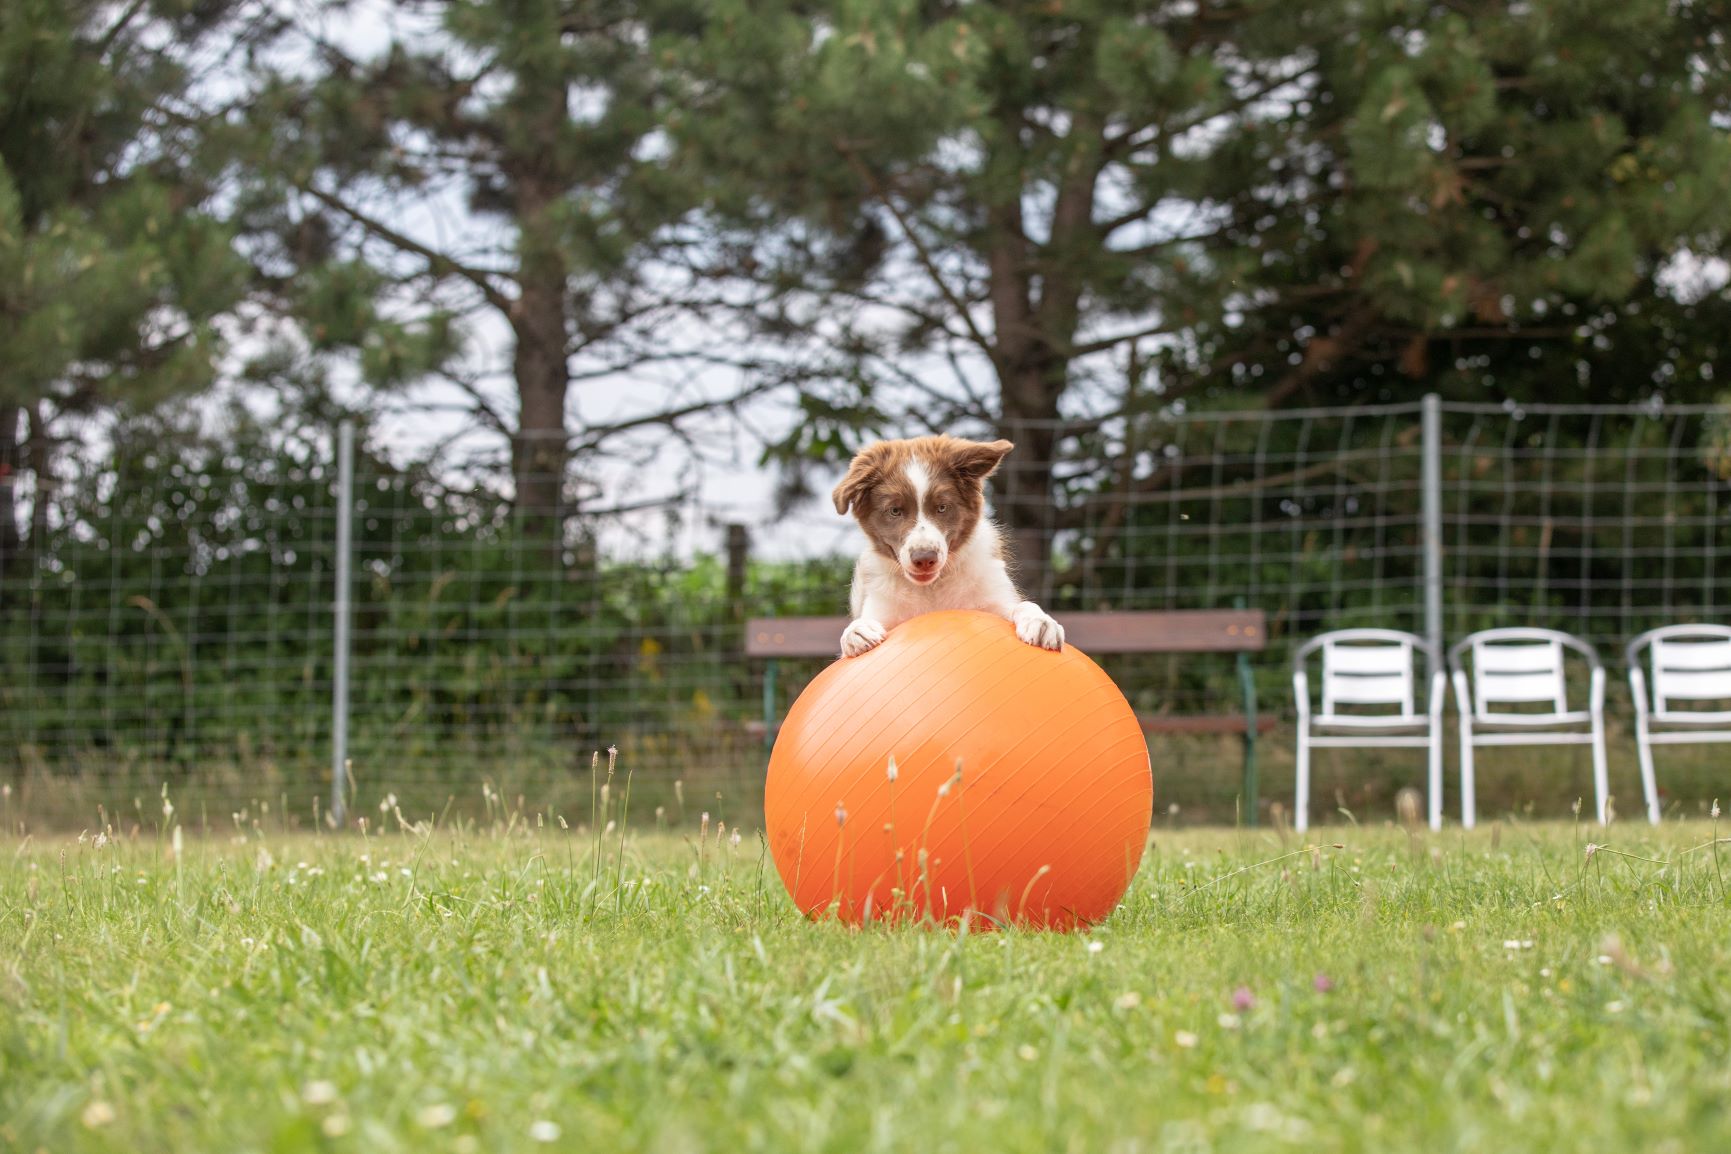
[330, 421, 355, 826]
[1421, 394, 1444, 677]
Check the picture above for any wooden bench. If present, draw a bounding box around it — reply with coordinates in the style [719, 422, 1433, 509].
[745, 608, 1272, 821]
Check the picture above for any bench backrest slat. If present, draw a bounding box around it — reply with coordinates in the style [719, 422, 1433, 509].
[744, 610, 1265, 658]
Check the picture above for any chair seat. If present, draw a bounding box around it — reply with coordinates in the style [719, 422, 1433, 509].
[1470, 709, 1592, 730]
[1309, 713, 1432, 732]
[1649, 709, 1731, 727]
[1645, 728, 1731, 745]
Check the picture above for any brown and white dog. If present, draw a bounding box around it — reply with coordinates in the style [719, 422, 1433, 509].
[831, 435, 1064, 657]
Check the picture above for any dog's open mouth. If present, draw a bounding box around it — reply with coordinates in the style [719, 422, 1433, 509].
[903, 566, 940, 585]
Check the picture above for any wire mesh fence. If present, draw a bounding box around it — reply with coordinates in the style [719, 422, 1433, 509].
[4, 398, 1729, 829]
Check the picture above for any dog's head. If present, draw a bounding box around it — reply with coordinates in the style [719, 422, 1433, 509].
[832, 435, 1013, 586]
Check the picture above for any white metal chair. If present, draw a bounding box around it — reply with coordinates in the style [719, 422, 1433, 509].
[1627, 624, 1731, 826]
[1292, 629, 1445, 832]
[1448, 628, 1607, 828]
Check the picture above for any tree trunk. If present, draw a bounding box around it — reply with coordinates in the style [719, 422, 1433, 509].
[509, 176, 572, 555]
[980, 118, 1102, 605]
[26, 401, 50, 554]
[995, 362, 1064, 603]
[0, 403, 21, 578]
[982, 178, 1072, 603]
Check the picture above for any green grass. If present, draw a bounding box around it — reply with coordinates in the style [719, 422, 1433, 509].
[4, 813, 1731, 1153]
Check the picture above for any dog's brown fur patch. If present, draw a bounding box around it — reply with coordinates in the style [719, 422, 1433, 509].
[832, 436, 1013, 564]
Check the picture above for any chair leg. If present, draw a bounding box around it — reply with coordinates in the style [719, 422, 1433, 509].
[1634, 716, 1661, 826]
[1295, 727, 1311, 833]
[1459, 718, 1476, 831]
[1591, 716, 1610, 827]
[1427, 721, 1443, 832]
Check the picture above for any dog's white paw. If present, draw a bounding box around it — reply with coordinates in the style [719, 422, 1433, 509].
[1012, 601, 1064, 650]
[840, 617, 887, 657]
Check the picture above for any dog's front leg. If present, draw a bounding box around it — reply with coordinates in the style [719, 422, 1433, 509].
[840, 616, 887, 657]
[981, 556, 1064, 651]
[1010, 601, 1065, 650]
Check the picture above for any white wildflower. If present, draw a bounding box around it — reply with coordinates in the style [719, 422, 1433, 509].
[416, 1103, 457, 1129]
[301, 1081, 339, 1106]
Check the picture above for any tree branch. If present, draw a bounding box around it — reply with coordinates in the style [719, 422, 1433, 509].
[300, 184, 516, 314]
[95, 0, 151, 59]
[833, 140, 999, 360]
[1068, 318, 1180, 359]
[1103, 63, 1319, 161]
[428, 370, 511, 436]
[571, 377, 784, 452]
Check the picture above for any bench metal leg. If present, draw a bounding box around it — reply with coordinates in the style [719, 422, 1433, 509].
[762, 658, 779, 754]
[1237, 649, 1259, 827]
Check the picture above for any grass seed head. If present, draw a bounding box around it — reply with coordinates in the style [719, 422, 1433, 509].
[1395, 788, 1423, 829]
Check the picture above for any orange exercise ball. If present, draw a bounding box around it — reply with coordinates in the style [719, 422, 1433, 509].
[764, 609, 1153, 929]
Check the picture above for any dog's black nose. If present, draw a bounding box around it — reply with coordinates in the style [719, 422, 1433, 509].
[909, 549, 940, 570]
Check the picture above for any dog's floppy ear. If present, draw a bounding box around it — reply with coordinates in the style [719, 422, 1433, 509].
[949, 438, 1014, 481]
[832, 445, 884, 515]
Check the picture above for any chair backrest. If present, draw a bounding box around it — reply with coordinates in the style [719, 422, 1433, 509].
[1643, 627, 1731, 717]
[1298, 630, 1426, 719]
[1470, 636, 1568, 717]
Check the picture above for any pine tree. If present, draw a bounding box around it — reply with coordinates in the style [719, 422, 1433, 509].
[672, 0, 1731, 595]
[0, 0, 255, 572]
[237, 0, 752, 547]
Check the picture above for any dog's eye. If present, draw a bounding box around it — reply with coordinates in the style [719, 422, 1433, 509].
[937, 503, 949, 514]
[888, 507, 903, 518]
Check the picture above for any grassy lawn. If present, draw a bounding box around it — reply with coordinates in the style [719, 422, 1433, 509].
[4, 814, 1730, 1153]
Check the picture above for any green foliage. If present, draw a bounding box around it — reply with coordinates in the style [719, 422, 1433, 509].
[1, 415, 849, 784]
[672, 0, 1731, 433]
[0, 1, 250, 412]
